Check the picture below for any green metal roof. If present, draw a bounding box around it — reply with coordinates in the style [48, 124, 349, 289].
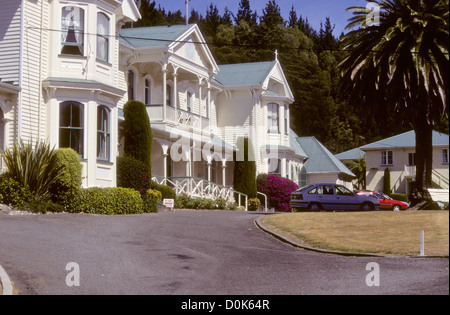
[289, 129, 308, 158]
[360, 130, 449, 150]
[296, 137, 355, 177]
[335, 148, 366, 161]
[119, 24, 194, 48]
[213, 61, 277, 86]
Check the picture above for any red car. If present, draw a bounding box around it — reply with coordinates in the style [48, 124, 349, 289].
[356, 191, 410, 211]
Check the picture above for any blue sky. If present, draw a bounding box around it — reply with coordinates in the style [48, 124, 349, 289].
[152, 0, 367, 35]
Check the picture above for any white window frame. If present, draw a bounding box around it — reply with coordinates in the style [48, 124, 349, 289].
[381, 150, 394, 166]
[285, 106, 289, 135]
[59, 101, 85, 157]
[97, 105, 111, 162]
[96, 12, 110, 63]
[61, 5, 86, 56]
[267, 103, 280, 134]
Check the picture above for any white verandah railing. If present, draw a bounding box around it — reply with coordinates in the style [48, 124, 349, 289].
[152, 176, 248, 211]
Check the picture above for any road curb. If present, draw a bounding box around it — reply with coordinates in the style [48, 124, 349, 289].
[254, 216, 449, 259]
[0, 265, 13, 295]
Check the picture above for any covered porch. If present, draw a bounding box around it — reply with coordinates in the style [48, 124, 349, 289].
[150, 129, 239, 202]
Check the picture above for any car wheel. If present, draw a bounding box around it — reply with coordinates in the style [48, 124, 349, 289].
[361, 202, 374, 211]
[309, 203, 321, 211]
[392, 205, 401, 212]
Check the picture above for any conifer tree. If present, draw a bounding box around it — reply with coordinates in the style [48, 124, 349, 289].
[123, 100, 153, 172]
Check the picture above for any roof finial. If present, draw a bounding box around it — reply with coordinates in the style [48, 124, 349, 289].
[275, 49, 278, 61]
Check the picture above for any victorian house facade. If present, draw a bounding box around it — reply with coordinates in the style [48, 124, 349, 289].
[1, 0, 353, 200]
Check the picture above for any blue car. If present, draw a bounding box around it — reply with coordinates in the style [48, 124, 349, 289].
[291, 184, 381, 211]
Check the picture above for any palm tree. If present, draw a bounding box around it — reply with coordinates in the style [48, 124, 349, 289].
[339, 0, 449, 203]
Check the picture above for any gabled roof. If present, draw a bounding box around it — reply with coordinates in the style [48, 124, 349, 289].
[289, 129, 308, 158]
[296, 137, 355, 177]
[119, 24, 194, 49]
[117, 0, 141, 22]
[360, 130, 449, 150]
[213, 61, 277, 86]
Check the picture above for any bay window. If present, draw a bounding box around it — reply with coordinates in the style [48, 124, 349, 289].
[60, 101, 84, 156]
[97, 106, 110, 161]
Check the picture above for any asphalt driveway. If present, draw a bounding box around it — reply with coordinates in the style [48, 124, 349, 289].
[0, 210, 448, 295]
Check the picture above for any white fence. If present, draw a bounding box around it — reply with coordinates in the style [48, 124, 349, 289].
[152, 176, 248, 210]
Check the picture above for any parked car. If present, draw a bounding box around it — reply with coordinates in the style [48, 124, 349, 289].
[356, 191, 410, 211]
[291, 184, 381, 211]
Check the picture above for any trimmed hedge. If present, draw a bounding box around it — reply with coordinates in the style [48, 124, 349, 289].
[117, 155, 151, 191]
[141, 189, 162, 213]
[175, 195, 236, 210]
[67, 187, 144, 215]
[49, 148, 82, 204]
[0, 174, 33, 209]
[248, 198, 261, 211]
[150, 181, 176, 200]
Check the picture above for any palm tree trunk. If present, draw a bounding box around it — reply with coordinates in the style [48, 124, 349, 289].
[411, 109, 434, 208]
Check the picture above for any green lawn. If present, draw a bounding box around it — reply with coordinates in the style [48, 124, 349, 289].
[260, 211, 449, 256]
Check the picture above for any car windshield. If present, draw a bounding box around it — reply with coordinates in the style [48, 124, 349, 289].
[298, 185, 313, 192]
[376, 192, 391, 200]
[335, 186, 354, 196]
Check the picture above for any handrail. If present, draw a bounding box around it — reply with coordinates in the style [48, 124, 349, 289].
[432, 169, 449, 189]
[257, 192, 268, 212]
[151, 175, 238, 203]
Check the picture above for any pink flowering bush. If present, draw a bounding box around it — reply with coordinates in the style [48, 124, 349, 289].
[257, 174, 299, 212]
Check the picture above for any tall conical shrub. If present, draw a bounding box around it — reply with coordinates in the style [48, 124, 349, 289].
[233, 137, 257, 203]
[123, 100, 153, 172]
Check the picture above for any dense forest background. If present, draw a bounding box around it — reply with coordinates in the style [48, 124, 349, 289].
[126, 0, 449, 154]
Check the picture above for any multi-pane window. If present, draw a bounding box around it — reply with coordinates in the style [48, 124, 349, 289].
[381, 150, 393, 165]
[267, 103, 279, 133]
[299, 167, 308, 188]
[97, 106, 110, 161]
[61, 6, 85, 56]
[97, 12, 109, 62]
[60, 101, 84, 156]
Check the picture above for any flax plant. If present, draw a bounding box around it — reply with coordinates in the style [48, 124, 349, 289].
[0, 140, 63, 197]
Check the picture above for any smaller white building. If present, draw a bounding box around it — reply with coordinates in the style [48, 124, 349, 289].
[359, 130, 449, 194]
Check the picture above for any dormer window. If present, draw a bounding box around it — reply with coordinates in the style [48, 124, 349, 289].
[97, 12, 110, 62]
[61, 6, 85, 56]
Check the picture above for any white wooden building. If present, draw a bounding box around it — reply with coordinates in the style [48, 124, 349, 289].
[0, 0, 354, 199]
